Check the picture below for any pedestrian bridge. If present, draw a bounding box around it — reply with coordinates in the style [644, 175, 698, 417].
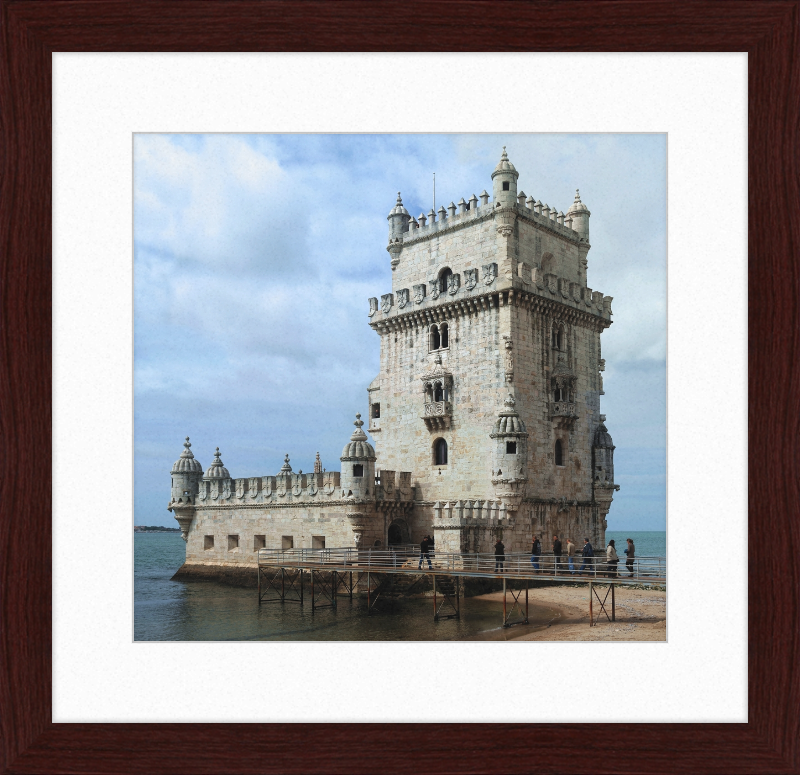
[256, 546, 667, 628]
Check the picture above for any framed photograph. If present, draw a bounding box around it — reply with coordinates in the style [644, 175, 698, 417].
[3, 2, 797, 772]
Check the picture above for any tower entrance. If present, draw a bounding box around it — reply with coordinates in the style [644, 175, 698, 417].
[387, 519, 409, 546]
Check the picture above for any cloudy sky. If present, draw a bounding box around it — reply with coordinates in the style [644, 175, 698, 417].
[134, 134, 665, 530]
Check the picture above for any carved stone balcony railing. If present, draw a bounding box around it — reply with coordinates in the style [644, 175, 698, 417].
[422, 400, 452, 430]
[550, 401, 578, 427]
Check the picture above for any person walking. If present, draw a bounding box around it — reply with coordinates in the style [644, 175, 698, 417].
[606, 539, 619, 578]
[624, 538, 636, 578]
[552, 534, 562, 574]
[494, 537, 506, 572]
[530, 535, 541, 571]
[418, 534, 433, 570]
[566, 538, 576, 575]
[579, 538, 594, 574]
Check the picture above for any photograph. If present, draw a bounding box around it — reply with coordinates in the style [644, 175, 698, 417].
[134, 133, 666, 642]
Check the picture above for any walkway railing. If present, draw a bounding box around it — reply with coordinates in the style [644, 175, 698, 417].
[257, 547, 666, 582]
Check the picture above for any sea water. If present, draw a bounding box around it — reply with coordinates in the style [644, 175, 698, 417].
[604, 531, 666, 558]
[134, 533, 564, 642]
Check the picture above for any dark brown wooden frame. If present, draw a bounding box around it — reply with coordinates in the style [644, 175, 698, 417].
[1, 1, 798, 773]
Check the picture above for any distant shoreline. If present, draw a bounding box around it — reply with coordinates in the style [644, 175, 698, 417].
[134, 527, 180, 533]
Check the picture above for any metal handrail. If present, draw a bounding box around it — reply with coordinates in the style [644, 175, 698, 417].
[256, 547, 666, 581]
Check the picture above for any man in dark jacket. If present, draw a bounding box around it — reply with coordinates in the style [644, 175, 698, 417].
[530, 535, 541, 571]
[494, 538, 505, 572]
[418, 535, 433, 570]
[579, 538, 594, 574]
[553, 534, 563, 574]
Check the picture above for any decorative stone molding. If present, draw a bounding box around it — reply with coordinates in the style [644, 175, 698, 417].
[368, 297, 378, 317]
[381, 293, 393, 314]
[447, 272, 460, 295]
[464, 268, 478, 291]
[413, 283, 426, 304]
[397, 288, 410, 309]
[482, 262, 498, 285]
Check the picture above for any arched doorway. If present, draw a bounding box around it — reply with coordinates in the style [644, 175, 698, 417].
[387, 519, 409, 546]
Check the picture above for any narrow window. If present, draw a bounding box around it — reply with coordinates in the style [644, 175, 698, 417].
[439, 268, 453, 294]
[434, 383, 444, 402]
[502, 181, 510, 191]
[281, 535, 294, 550]
[254, 535, 266, 551]
[440, 323, 449, 348]
[552, 329, 557, 348]
[372, 403, 380, 419]
[506, 441, 517, 454]
[430, 324, 440, 351]
[228, 535, 239, 552]
[434, 438, 448, 466]
[204, 535, 214, 551]
[554, 388, 562, 402]
[312, 535, 325, 549]
[555, 439, 564, 467]
[353, 464, 364, 477]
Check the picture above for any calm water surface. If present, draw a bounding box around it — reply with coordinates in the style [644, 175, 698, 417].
[135, 534, 581, 642]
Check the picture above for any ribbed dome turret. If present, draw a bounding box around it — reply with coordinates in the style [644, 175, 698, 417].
[204, 447, 230, 479]
[388, 192, 409, 217]
[171, 437, 203, 474]
[567, 189, 589, 214]
[491, 147, 519, 180]
[491, 395, 528, 437]
[594, 416, 614, 448]
[278, 454, 293, 475]
[340, 413, 376, 461]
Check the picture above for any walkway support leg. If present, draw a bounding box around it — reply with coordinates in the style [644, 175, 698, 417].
[612, 583, 615, 622]
[589, 581, 594, 626]
[258, 565, 261, 604]
[503, 577, 507, 626]
[433, 574, 437, 621]
[367, 571, 371, 616]
[311, 569, 315, 612]
[281, 567, 285, 603]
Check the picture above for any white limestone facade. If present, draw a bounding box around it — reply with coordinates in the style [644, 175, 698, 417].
[169, 149, 619, 570]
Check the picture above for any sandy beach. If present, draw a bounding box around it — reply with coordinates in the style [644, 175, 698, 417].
[465, 584, 666, 642]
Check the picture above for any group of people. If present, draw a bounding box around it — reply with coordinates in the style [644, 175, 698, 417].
[419, 533, 637, 578]
[528, 535, 637, 578]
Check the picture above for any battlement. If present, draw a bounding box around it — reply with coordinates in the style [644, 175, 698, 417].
[432, 499, 516, 528]
[396, 195, 581, 248]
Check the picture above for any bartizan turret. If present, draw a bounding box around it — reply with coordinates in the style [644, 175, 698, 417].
[490, 394, 529, 509]
[168, 437, 203, 540]
[387, 192, 410, 270]
[592, 414, 620, 531]
[491, 146, 519, 207]
[340, 413, 376, 499]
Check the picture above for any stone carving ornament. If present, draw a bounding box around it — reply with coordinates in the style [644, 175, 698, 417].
[430, 278, 441, 300]
[413, 283, 426, 304]
[236, 480, 245, 499]
[447, 272, 460, 295]
[368, 297, 378, 317]
[482, 263, 497, 285]
[397, 288, 410, 309]
[381, 293, 393, 314]
[464, 268, 478, 291]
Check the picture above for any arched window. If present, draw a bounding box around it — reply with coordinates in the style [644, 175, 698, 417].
[434, 438, 448, 466]
[353, 464, 364, 477]
[440, 322, 449, 348]
[438, 268, 453, 294]
[434, 383, 444, 402]
[552, 326, 563, 350]
[430, 324, 440, 351]
[555, 439, 564, 467]
[554, 387, 562, 402]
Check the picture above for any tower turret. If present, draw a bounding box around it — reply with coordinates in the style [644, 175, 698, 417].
[592, 415, 615, 486]
[340, 413, 376, 498]
[170, 437, 203, 504]
[491, 147, 519, 207]
[490, 394, 529, 508]
[387, 192, 410, 239]
[567, 189, 590, 242]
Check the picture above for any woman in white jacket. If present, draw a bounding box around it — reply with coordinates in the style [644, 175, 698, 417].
[606, 539, 619, 578]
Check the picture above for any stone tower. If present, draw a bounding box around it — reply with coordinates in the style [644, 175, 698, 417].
[367, 148, 619, 554]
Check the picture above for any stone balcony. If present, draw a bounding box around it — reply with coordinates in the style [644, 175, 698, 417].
[422, 400, 452, 430]
[550, 401, 578, 427]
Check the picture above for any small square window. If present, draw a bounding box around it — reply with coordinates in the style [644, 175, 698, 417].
[254, 535, 266, 551]
[228, 534, 239, 552]
[502, 181, 510, 191]
[353, 464, 364, 477]
[312, 536, 325, 549]
[372, 403, 380, 419]
[282, 535, 294, 550]
[506, 441, 517, 454]
[204, 535, 214, 550]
